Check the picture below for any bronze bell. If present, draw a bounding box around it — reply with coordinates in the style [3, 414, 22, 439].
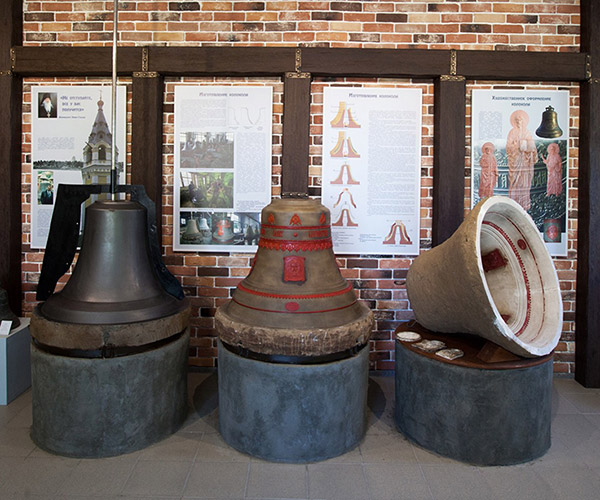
[40, 200, 187, 325]
[536, 105, 563, 138]
[215, 198, 373, 358]
[0, 288, 20, 330]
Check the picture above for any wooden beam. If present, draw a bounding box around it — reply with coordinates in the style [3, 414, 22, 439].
[432, 77, 466, 246]
[457, 50, 588, 82]
[0, 0, 22, 315]
[132, 73, 164, 242]
[148, 47, 296, 76]
[301, 48, 450, 78]
[281, 73, 311, 196]
[576, 0, 600, 387]
[12, 47, 142, 76]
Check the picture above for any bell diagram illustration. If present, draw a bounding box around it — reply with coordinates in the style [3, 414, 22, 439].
[332, 188, 358, 227]
[383, 220, 412, 245]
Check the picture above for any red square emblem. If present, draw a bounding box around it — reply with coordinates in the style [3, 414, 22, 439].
[283, 256, 305, 283]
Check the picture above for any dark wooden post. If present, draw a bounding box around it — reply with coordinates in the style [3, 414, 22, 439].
[0, 0, 22, 314]
[132, 67, 164, 241]
[576, 0, 600, 386]
[432, 75, 466, 246]
[281, 71, 311, 196]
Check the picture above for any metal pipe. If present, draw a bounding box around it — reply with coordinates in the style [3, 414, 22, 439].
[110, 0, 118, 200]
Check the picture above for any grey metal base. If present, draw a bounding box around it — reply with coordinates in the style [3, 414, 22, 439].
[31, 331, 189, 458]
[218, 340, 369, 463]
[395, 342, 553, 466]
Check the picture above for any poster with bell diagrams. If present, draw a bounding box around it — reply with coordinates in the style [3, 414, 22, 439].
[174, 86, 272, 252]
[322, 87, 422, 255]
[471, 89, 569, 256]
[31, 85, 127, 249]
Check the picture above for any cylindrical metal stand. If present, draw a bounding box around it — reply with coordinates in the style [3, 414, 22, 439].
[394, 328, 553, 466]
[218, 340, 369, 463]
[31, 330, 189, 458]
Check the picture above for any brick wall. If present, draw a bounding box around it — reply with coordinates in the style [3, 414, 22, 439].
[20, 1, 581, 372]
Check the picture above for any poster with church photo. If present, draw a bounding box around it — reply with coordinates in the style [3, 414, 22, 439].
[471, 89, 569, 256]
[31, 85, 126, 249]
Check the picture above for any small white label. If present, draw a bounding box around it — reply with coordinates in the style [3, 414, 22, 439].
[0, 321, 11, 336]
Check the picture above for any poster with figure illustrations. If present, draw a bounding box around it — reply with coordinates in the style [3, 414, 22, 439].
[174, 86, 272, 252]
[322, 87, 422, 255]
[31, 85, 127, 249]
[471, 89, 569, 256]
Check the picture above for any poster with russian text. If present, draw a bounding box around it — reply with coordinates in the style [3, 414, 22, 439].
[31, 85, 126, 249]
[174, 86, 272, 252]
[471, 89, 569, 256]
[322, 87, 422, 255]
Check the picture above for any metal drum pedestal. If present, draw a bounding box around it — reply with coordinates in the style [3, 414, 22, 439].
[218, 340, 369, 463]
[30, 310, 190, 458]
[394, 323, 553, 466]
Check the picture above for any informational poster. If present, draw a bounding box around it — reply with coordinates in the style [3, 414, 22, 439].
[31, 85, 126, 249]
[322, 87, 422, 255]
[173, 86, 272, 252]
[471, 89, 569, 256]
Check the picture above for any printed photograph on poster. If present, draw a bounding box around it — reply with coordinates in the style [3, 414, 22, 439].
[322, 87, 422, 255]
[471, 89, 569, 256]
[179, 211, 261, 247]
[31, 85, 127, 249]
[173, 85, 272, 252]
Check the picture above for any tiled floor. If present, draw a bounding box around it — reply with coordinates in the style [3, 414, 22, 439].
[1, 372, 600, 500]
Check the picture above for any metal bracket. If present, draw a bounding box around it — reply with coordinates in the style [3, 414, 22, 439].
[439, 74, 465, 82]
[295, 48, 301, 72]
[133, 71, 159, 78]
[285, 71, 311, 79]
[142, 47, 149, 72]
[450, 49, 457, 76]
[0, 70, 12, 76]
[10, 48, 15, 71]
[282, 192, 309, 198]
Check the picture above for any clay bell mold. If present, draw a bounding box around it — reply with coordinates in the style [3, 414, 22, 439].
[396, 331, 422, 342]
[215, 197, 373, 358]
[413, 339, 446, 353]
[406, 196, 562, 358]
[435, 348, 464, 361]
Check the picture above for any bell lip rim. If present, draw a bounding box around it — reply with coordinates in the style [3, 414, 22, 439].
[473, 196, 563, 356]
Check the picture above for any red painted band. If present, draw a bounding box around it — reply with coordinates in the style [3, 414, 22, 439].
[237, 282, 353, 300]
[482, 220, 531, 337]
[231, 297, 358, 314]
[258, 238, 333, 252]
[261, 224, 330, 231]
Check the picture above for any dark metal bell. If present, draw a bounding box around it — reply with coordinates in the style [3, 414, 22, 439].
[40, 200, 187, 324]
[536, 105, 563, 138]
[0, 288, 20, 330]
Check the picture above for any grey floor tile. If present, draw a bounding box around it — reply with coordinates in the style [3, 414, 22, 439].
[0, 426, 37, 457]
[246, 462, 307, 499]
[4, 404, 32, 428]
[553, 377, 597, 395]
[360, 432, 417, 464]
[412, 443, 460, 465]
[57, 456, 138, 496]
[139, 432, 202, 461]
[318, 444, 363, 464]
[183, 461, 248, 498]
[195, 432, 252, 462]
[122, 459, 192, 497]
[307, 463, 369, 500]
[561, 391, 600, 413]
[478, 465, 558, 500]
[363, 463, 433, 500]
[421, 465, 500, 500]
[533, 464, 600, 500]
[551, 391, 580, 415]
[366, 404, 397, 436]
[0, 456, 79, 496]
